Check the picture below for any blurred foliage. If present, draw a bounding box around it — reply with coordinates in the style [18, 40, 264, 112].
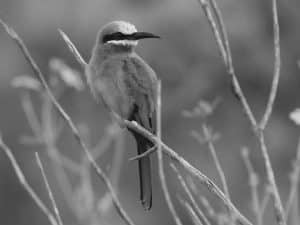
[1, 0, 300, 225]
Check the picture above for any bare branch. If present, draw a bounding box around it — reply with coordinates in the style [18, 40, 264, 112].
[58, 29, 87, 68]
[0, 135, 58, 225]
[124, 119, 252, 225]
[129, 145, 156, 161]
[285, 137, 300, 218]
[0, 20, 135, 225]
[57, 25, 252, 225]
[171, 163, 211, 225]
[195, 0, 285, 224]
[178, 197, 203, 225]
[201, 124, 235, 224]
[35, 153, 64, 225]
[260, 0, 281, 129]
[257, 130, 285, 225]
[241, 147, 262, 225]
[197, 0, 257, 128]
[156, 81, 183, 225]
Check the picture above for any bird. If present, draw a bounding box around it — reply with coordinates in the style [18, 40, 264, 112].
[86, 21, 160, 210]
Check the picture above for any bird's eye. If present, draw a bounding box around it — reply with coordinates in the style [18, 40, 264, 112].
[102, 32, 125, 43]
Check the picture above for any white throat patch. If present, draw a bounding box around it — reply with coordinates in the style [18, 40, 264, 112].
[107, 39, 138, 46]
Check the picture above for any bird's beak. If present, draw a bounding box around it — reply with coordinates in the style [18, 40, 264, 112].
[131, 32, 160, 40]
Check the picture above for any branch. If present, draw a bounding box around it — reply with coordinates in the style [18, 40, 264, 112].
[197, 0, 257, 128]
[124, 119, 252, 225]
[241, 147, 262, 225]
[285, 137, 300, 218]
[35, 153, 64, 225]
[58, 29, 87, 68]
[57, 26, 252, 225]
[196, 0, 285, 224]
[0, 135, 58, 225]
[171, 163, 211, 225]
[178, 197, 203, 225]
[129, 145, 156, 161]
[156, 81, 183, 225]
[257, 129, 285, 225]
[260, 0, 281, 129]
[201, 125, 234, 223]
[0, 20, 135, 225]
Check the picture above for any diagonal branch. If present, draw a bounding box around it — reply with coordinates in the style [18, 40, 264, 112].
[156, 81, 183, 225]
[0, 19, 135, 225]
[197, 0, 257, 128]
[35, 153, 64, 225]
[171, 163, 211, 225]
[201, 125, 234, 223]
[57, 28, 252, 225]
[0, 135, 58, 225]
[195, 0, 285, 224]
[58, 29, 87, 68]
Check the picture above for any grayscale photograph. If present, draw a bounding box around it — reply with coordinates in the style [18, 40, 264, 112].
[0, 0, 299, 225]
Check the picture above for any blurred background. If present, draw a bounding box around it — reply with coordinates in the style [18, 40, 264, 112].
[1, 0, 300, 224]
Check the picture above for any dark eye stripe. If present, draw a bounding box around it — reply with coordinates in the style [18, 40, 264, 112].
[102, 32, 133, 43]
[102, 32, 128, 43]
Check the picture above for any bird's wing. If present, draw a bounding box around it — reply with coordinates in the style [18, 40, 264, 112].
[123, 53, 158, 132]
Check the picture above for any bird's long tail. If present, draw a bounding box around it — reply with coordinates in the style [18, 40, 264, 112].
[133, 131, 152, 210]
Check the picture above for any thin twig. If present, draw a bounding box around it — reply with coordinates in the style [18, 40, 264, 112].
[197, 0, 257, 128]
[197, 0, 227, 65]
[202, 125, 231, 203]
[0, 135, 58, 225]
[196, 0, 285, 224]
[285, 137, 300, 218]
[129, 145, 156, 161]
[171, 163, 211, 225]
[58, 29, 87, 68]
[35, 152, 64, 225]
[260, 0, 281, 129]
[124, 119, 252, 225]
[198, 196, 219, 223]
[207, 0, 230, 63]
[0, 20, 135, 225]
[57, 26, 252, 225]
[241, 147, 262, 225]
[202, 124, 235, 224]
[21, 92, 80, 216]
[178, 197, 203, 225]
[257, 130, 285, 225]
[156, 81, 183, 225]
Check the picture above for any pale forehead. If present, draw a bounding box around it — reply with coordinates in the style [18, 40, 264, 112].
[101, 21, 137, 36]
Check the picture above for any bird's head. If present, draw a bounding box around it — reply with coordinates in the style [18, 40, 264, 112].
[98, 21, 160, 48]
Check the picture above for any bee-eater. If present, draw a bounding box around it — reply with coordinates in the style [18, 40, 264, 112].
[86, 21, 159, 210]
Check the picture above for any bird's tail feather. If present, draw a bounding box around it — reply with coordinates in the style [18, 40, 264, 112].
[135, 133, 152, 210]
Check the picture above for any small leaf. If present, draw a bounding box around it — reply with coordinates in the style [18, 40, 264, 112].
[289, 108, 300, 125]
[11, 75, 42, 91]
